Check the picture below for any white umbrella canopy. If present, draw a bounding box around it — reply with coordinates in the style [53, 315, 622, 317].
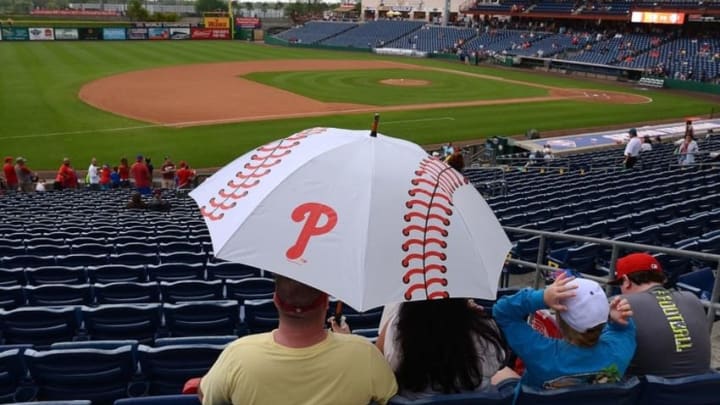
[190, 127, 510, 311]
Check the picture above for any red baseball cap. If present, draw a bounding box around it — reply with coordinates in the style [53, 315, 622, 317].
[609, 253, 663, 285]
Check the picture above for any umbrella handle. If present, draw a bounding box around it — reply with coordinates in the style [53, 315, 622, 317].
[370, 113, 380, 138]
[334, 301, 344, 325]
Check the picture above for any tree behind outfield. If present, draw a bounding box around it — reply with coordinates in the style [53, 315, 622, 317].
[126, 0, 149, 21]
[196, 0, 226, 14]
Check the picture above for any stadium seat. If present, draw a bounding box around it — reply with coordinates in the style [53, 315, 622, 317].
[206, 262, 262, 281]
[147, 263, 205, 282]
[154, 335, 237, 347]
[0, 306, 80, 346]
[159, 252, 206, 265]
[2, 255, 56, 269]
[25, 245, 71, 257]
[115, 242, 158, 255]
[328, 302, 383, 330]
[87, 265, 147, 284]
[13, 401, 92, 405]
[676, 268, 715, 300]
[56, 254, 107, 268]
[138, 344, 227, 395]
[639, 372, 720, 405]
[163, 300, 240, 337]
[71, 243, 114, 256]
[24, 346, 144, 403]
[0, 349, 37, 403]
[114, 395, 201, 405]
[24, 284, 93, 306]
[81, 303, 162, 344]
[0, 267, 26, 287]
[51, 340, 139, 351]
[94, 282, 161, 304]
[225, 277, 275, 304]
[109, 253, 160, 266]
[0, 286, 26, 310]
[158, 242, 202, 254]
[515, 377, 641, 404]
[243, 299, 279, 334]
[25, 266, 87, 285]
[159, 280, 223, 303]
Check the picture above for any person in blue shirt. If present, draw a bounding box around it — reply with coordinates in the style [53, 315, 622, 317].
[492, 273, 636, 389]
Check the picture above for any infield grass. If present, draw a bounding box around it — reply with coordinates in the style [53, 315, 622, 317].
[0, 41, 717, 169]
[244, 68, 548, 105]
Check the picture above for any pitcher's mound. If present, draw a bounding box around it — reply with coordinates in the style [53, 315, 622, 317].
[380, 79, 430, 86]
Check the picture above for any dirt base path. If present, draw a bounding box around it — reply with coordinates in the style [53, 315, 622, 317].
[79, 60, 650, 128]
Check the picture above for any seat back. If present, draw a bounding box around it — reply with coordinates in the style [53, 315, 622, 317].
[516, 377, 641, 405]
[159, 280, 223, 303]
[147, 263, 205, 282]
[244, 299, 279, 334]
[0, 306, 80, 346]
[94, 282, 161, 304]
[87, 265, 147, 284]
[81, 304, 162, 344]
[163, 301, 239, 337]
[640, 372, 720, 405]
[114, 395, 201, 405]
[0, 286, 26, 310]
[225, 278, 275, 304]
[0, 349, 33, 403]
[24, 346, 139, 404]
[138, 344, 226, 395]
[25, 266, 87, 285]
[206, 262, 262, 281]
[25, 284, 93, 306]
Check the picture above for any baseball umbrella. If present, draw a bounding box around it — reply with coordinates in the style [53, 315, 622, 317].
[190, 127, 511, 311]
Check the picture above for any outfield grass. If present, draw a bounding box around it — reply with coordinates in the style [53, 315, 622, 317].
[244, 68, 548, 105]
[0, 41, 717, 169]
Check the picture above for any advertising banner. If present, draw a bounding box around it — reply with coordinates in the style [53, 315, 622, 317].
[631, 11, 685, 24]
[1, 27, 29, 41]
[127, 28, 148, 40]
[28, 27, 54, 41]
[148, 27, 170, 40]
[54, 28, 79, 40]
[169, 27, 190, 40]
[235, 17, 261, 28]
[78, 28, 103, 40]
[203, 17, 230, 29]
[190, 28, 231, 40]
[103, 27, 126, 40]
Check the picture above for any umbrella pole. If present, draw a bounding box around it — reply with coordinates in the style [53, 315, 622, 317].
[370, 113, 380, 137]
[334, 301, 344, 326]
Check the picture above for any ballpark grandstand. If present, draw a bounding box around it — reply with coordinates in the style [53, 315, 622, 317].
[1, 0, 720, 403]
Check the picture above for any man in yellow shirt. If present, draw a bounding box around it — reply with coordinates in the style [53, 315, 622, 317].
[200, 275, 398, 405]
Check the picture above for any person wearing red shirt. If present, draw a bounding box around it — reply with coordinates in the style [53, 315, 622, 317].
[176, 161, 196, 189]
[55, 158, 78, 190]
[3, 156, 18, 191]
[99, 164, 112, 190]
[119, 157, 130, 188]
[131, 155, 152, 195]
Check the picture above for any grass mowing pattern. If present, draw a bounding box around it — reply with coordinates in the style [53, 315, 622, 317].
[0, 41, 717, 169]
[244, 68, 547, 105]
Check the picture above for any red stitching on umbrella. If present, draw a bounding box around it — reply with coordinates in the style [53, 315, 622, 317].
[200, 128, 326, 221]
[401, 157, 468, 300]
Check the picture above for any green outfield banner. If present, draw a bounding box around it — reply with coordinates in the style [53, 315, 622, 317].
[1, 27, 29, 41]
[54, 28, 79, 40]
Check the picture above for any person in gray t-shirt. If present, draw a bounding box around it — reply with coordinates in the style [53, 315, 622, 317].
[609, 253, 710, 377]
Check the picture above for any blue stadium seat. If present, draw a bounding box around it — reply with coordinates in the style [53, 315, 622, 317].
[24, 346, 144, 403]
[114, 395, 201, 405]
[25, 245, 71, 257]
[51, 340, 139, 351]
[25, 266, 87, 285]
[159, 280, 223, 303]
[87, 265, 147, 284]
[14, 401, 92, 405]
[56, 254, 107, 268]
[389, 380, 515, 404]
[159, 252, 206, 266]
[676, 268, 715, 300]
[138, 344, 227, 395]
[0, 306, 80, 346]
[148, 263, 205, 282]
[115, 242, 158, 255]
[81, 303, 162, 344]
[154, 335, 237, 347]
[243, 299, 279, 334]
[0, 268, 26, 287]
[109, 253, 160, 266]
[225, 277, 275, 304]
[206, 262, 262, 281]
[516, 377, 641, 404]
[163, 300, 240, 337]
[94, 282, 160, 304]
[24, 284, 93, 306]
[158, 242, 202, 254]
[71, 243, 113, 256]
[0, 245, 27, 257]
[640, 372, 720, 405]
[548, 244, 604, 276]
[0, 286, 26, 310]
[0, 348, 37, 403]
[328, 302, 383, 330]
[2, 255, 56, 269]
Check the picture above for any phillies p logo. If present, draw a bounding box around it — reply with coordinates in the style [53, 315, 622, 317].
[286, 202, 338, 261]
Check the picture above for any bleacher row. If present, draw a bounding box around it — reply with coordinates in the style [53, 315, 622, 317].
[275, 20, 720, 80]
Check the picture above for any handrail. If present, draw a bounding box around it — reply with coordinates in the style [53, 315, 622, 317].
[503, 226, 720, 331]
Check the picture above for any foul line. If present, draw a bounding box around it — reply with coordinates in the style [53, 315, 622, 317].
[383, 117, 456, 124]
[3, 124, 164, 140]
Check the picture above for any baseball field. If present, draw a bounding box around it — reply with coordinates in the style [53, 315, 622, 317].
[1, 40, 717, 169]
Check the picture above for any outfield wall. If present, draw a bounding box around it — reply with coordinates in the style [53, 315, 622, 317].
[0, 26, 231, 41]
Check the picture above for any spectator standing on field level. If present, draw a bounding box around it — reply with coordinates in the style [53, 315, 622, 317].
[131, 155, 152, 195]
[15, 157, 35, 193]
[87, 158, 100, 190]
[161, 157, 176, 189]
[3, 157, 18, 191]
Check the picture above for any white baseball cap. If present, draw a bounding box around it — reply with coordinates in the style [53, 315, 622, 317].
[559, 278, 609, 332]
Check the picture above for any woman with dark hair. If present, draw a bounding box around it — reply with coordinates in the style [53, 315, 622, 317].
[376, 299, 509, 398]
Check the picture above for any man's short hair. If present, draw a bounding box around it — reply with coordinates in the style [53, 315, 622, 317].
[274, 275, 327, 318]
[626, 270, 667, 286]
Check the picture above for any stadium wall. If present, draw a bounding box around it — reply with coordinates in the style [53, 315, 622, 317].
[0, 26, 231, 40]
